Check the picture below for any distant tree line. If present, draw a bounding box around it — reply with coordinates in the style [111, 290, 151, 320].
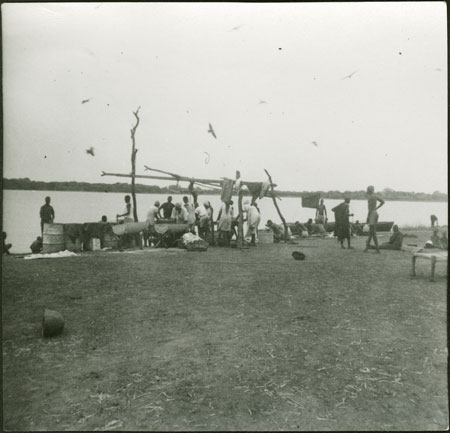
[285, 188, 448, 202]
[2, 178, 447, 202]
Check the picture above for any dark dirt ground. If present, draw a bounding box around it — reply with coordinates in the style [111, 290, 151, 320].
[2, 230, 448, 431]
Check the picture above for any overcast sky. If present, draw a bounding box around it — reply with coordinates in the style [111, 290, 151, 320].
[2, 2, 447, 193]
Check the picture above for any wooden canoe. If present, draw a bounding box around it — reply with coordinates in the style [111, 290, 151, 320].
[112, 222, 148, 236]
[325, 221, 394, 233]
[287, 221, 395, 234]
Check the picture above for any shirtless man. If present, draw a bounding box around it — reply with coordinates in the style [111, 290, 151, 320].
[315, 198, 327, 225]
[116, 195, 134, 223]
[364, 185, 385, 253]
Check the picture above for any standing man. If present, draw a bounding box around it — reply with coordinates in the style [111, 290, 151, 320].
[183, 196, 196, 233]
[144, 200, 160, 247]
[158, 196, 175, 220]
[364, 185, 385, 253]
[40, 196, 55, 234]
[116, 195, 134, 223]
[430, 214, 438, 227]
[195, 201, 210, 240]
[171, 203, 188, 224]
[332, 198, 353, 249]
[216, 201, 234, 246]
[315, 198, 328, 226]
[244, 201, 261, 246]
[206, 201, 215, 245]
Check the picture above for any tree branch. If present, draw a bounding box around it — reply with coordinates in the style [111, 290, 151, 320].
[264, 169, 289, 241]
[130, 106, 141, 222]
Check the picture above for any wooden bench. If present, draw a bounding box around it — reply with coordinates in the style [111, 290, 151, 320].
[411, 249, 447, 282]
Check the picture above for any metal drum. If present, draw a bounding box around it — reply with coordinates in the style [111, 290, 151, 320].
[42, 223, 65, 254]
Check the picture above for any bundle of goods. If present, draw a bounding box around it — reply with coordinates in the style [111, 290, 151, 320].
[182, 232, 208, 252]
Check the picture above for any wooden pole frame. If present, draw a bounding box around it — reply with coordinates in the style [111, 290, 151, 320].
[130, 107, 141, 222]
[237, 189, 245, 248]
[264, 169, 290, 242]
[101, 170, 276, 190]
[102, 167, 285, 246]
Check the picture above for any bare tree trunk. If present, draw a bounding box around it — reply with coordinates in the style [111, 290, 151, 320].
[264, 169, 289, 242]
[130, 107, 141, 222]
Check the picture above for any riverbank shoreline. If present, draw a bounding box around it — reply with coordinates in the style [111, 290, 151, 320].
[4, 189, 447, 254]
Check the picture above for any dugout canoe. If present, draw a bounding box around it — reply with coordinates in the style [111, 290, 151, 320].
[112, 222, 148, 236]
[324, 221, 394, 233]
[287, 221, 395, 234]
[112, 221, 189, 236]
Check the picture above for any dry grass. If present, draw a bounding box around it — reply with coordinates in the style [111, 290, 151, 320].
[2, 231, 448, 431]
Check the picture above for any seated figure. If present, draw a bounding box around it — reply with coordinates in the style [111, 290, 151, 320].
[266, 220, 291, 243]
[2, 232, 12, 255]
[425, 228, 442, 249]
[380, 225, 403, 250]
[289, 221, 306, 236]
[30, 236, 43, 254]
[352, 220, 364, 236]
[304, 219, 313, 236]
[312, 223, 326, 235]
[369, 225, 403, 250]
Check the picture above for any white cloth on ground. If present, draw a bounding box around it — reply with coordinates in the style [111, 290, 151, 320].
[24, 250, 79, 260]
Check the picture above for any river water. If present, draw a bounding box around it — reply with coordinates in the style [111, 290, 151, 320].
[2, 190, 447, 253]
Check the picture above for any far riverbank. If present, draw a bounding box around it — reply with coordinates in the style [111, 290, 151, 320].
[3, 178, 447, 202]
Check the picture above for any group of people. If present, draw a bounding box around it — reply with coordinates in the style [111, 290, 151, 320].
[3, 197, 55, 254]
[425, 228, 448, 250]
[116, 187, 446, 254]
[267, 185, 416, 253]
[115, 195, 262, 247]
[329, 186, 386, 251]
[3, 189, 445, 256]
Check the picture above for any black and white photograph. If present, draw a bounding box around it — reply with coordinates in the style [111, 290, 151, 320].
[2, 2, 448, 430]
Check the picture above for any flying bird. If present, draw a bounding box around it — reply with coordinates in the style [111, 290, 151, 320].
[203, 152, 210, 164]
[230, 25, 243, 31]
[81, 98, 91, 104]
[258, 100, 267, 104]
[86, 147, 95, 156]
[342, 70, 358, 80]
[312, 141, 318, 147]
[208, 123, 217, 139]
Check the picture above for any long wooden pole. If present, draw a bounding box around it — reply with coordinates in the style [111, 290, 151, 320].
[102, 172, 188, 182]
[264, 169, 289, 241]
[101, 171, 274, 189]
[130, 107, 141, 222]
[237, 189, 245, 248]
